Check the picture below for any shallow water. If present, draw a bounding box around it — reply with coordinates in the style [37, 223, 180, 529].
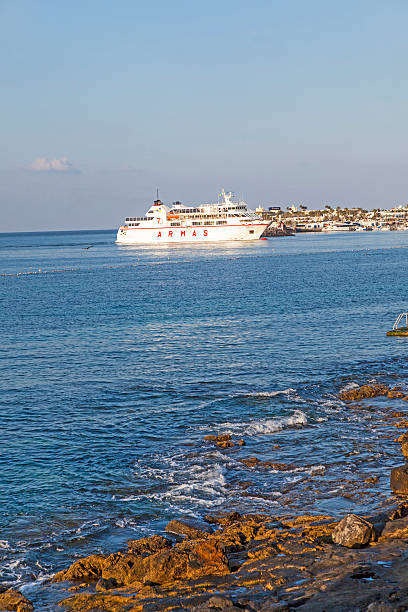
[1, 229, 408, 607]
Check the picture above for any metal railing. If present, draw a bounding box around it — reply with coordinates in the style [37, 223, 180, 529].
[393, 313, 408, 329]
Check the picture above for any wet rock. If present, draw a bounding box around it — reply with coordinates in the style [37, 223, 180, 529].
[101, 538, 230, 587]
[165, 517, 213, 539]
[239, 457, 294, 471]
[364, 476, 379, 485]
[236, 439, 245, 446]
[216, 434, 232, 442]
[388, 502, 408, 520]
[237, 480, 253, 489]
[366, 604, 398, 612]
[0, 590, 33, 611]
[217, 440, 235, 449]
[338, 384, 389, 401]
[390, 464, 408, 494]
[95, 576, 119, 591]
[387, 388, 405, 399]
[55, 507, 408, 612]
[240, 457, 260, 467]
[262, 461, 294, 471]
[380, 516, 408, 540]
[195, 594, 239, 609]
[127, 534, 172, 555]
[398, 432, 408, 458]
[331, 514, 375, 548]
[53, 553, 108, 582]
[204, 435, 217, 441]
[205, 511, 244, 527]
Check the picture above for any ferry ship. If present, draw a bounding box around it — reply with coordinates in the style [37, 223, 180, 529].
[116, 190, 270, 244]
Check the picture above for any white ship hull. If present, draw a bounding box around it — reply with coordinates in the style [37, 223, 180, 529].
[116, 222, 269, 244]
[116, 189, 270, 245]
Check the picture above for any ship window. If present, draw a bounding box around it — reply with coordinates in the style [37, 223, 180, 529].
[249, 230, 254, 234]
[170, 222, 181, 226]
[216, 220, 227, 225]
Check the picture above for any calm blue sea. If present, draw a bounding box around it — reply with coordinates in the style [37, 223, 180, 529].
[1, 229, 408, 608]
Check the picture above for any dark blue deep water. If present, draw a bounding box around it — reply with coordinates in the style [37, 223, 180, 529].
[2, 229, 408, 608]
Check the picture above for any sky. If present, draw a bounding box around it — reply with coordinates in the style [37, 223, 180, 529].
[1, 0, 407, 231]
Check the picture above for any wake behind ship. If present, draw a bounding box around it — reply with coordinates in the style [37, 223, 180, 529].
[116, 190, 270, 244]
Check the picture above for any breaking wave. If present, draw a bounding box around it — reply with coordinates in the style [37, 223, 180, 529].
[211, 410, 308, 436]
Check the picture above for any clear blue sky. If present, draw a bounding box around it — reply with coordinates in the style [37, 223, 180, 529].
[1, 0, 407, 231]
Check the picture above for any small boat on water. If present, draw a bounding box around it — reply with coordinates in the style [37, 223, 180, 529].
[116, 190, 270, 244]
[322, 222, 354, 232]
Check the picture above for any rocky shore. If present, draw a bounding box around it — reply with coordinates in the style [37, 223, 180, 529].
[5, 382, 408, 612]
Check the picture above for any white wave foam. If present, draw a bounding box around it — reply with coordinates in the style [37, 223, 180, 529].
[0, 541, 10, 549]
[129, 460, 228, 511]
[244, 388, 297, 398]
[216, 410, 308, 437]
[339, 382, 360, 393]
[194, 388, 304, 416]
[163, 463, 227, 502]
[246, 410, 307, 434]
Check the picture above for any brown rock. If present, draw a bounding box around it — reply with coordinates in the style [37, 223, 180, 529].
[338, 384, 389, 401]
[331, 514, 375, 548]
[236, 439, 245, 446]
[60, 593, 140, 611]
[101, 552, 145, 586]
[363, 476, 379, 485]
[197, 595, 239, 610]
[239, 457, 293, 471]
[237, 481, 253, 489]
[165, 517, 213, 539]
[53, 553, 108, 582]
[389, 502, 408, 520]
[205, 511, 243, 526]
[398, 433, 408, 458]
[388, 388, 405, 399]
[205, 434, 233, 445]
[380, 516, 408, 540]
[101, 538, 229, 587]
[127, 534, 172, 555]
[390, 464, 408, 494]
[184, 538, 230, 577]
[0, 590, 33, 611]
[240, 457, 260, 467]
[95, 576, 119, 591]
[262, 461, 293, 471]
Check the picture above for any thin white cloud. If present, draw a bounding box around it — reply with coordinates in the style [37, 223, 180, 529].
[29, 157, 80, 173]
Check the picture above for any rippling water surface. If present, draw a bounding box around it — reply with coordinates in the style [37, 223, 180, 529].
[2, 229, 408, 607]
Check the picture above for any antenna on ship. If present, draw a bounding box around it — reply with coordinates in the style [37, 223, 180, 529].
[156, 187, 159, 200]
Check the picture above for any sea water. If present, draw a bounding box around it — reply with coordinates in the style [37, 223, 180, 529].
[1, 229, 408, 608]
